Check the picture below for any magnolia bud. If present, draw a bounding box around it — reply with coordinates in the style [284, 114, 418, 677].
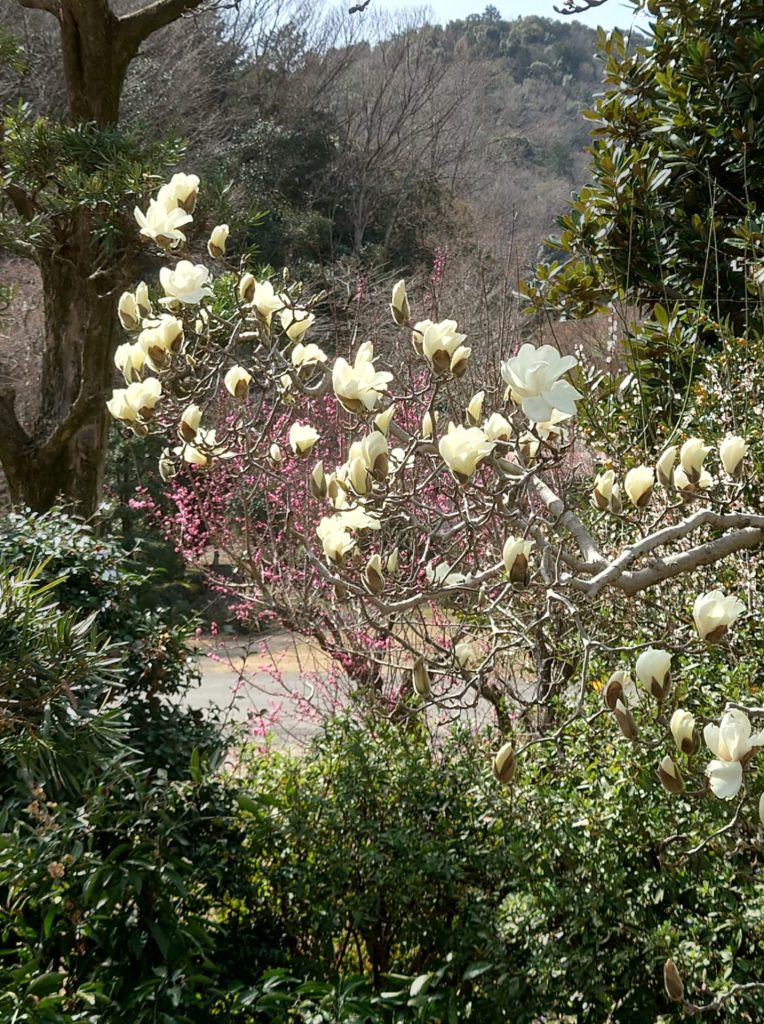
[624, 465, 654, 508]
[670, 709, 697, 755]
[602, 670, 628, 710]
[207, 223, 229, 259]
[348, 456, 369, 495]
[269, 443, 284, 466]
[310, 460, 326, 499]
[239, 272, 256, 305]
[613, 698, 638, 740]
[450, 345, 471, 377]
[224, 365, 252, 400]
[179, 403, 202, 443]
[364, 554, 384, 594]
[656, 446, 677, 488]
[679, 437, 711, 484]
[466, 391, 485, 426]
[390, 279, 410, 326]
[592, 470, 616, 511]
[374, 404, 395, 436]
[362, 431, 389, 480]
[663, 960, 684, 1003]
[635, 648, 671, 700]
[493, 742, 515, 785]
[759, 791, 764, 830]
[422, 411, 437, 439]
[719, 435, 748, 480]
[118, 291, 140, 331]
[503, 537, 533, 586]
[386, 547, 399, 575]
[412, 658, 431, 697]
[135, 281, 152, 319]
[657, 755, 684, 794]
[158, 449, 176, 482]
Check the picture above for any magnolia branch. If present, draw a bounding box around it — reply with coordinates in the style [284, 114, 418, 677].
[584, 510, 764, 596]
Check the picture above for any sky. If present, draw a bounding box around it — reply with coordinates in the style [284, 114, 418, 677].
[369, 0, 651, 33]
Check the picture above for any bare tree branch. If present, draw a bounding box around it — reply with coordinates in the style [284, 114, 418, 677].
[118, 0, 208, 54]
[17, 0, 61, 19]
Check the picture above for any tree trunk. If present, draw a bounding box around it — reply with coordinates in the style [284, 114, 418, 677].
[1, 210, 124, 515]
[1, 0, 208, 514]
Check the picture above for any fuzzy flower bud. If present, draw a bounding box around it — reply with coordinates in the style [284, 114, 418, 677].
[207, 223, 229, 259]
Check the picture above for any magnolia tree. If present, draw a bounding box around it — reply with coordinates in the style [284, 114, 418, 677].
[110, 174, 764, 1011]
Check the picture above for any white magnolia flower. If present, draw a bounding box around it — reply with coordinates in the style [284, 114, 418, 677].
[705, 709, 764, 799]
[138, 316, 184, 369]
[332, 342, 393, 413]
[134, 199, 192, 249]
[719, 435, 748, 479]
[413, 318, 470, 375]
[107, 378, 162, 423]
[316, 508, 380, 563]
[656, 445, 677, 487]
[280, 307, 315, 341]
[425, 562, 469, 588]
[533, 408, 570, 443]
[317, 519, 355, 563]
[159, 261, 213, 306]
[679, 437, 711, 482]
[114, 342, 146, 385]
[624, 465, 654, 508]
[670, 709, 696, 754]
[503, 536, 534, 584]
[390, 280, 410, 326]
[635, 648, 671, 699]
[674, 464, 713, 494]
[126, 378, 162, 418]
[207, 223, 229, 259]
[438, 423, 494, 480]
[292, 342, 327, 369]
[175, 428, 227, 467]
[693, 590, 745, 642]
[179, 403, 202, 442]
[157, 172, 199, 213]
[518, 431, 540, 461]
[106, 388, 138, 424]
[251, 280, 284, 326]
[501, 343, 581, 423]
[224, 365, 252, 399]
[455, 641, 479, 670]
[289, 422, 320, 456]
[483, 412, 512, 442]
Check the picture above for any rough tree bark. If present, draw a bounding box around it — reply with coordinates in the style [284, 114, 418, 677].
[0, 0, 206, 514]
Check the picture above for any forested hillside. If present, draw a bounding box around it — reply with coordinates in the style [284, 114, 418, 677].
[1, 2, 626, 273]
